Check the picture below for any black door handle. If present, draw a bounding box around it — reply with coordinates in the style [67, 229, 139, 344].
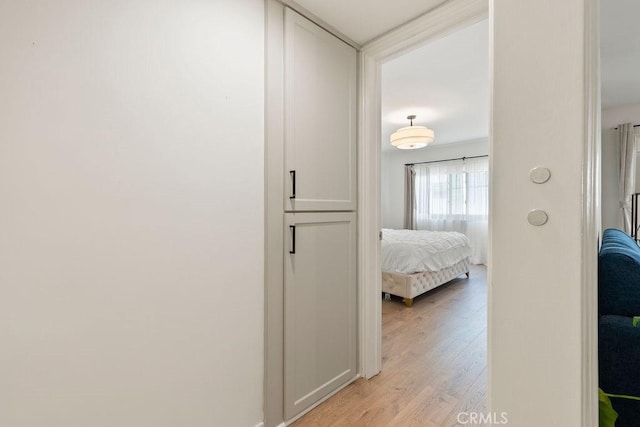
[289, 225, 296, 254]
[289, 170, 296, 199]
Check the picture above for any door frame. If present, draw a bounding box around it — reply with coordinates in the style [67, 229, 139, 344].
[357, 0, 488, 380]
[356, 0, 599, 423]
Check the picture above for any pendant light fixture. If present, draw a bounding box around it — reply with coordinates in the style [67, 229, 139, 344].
[390, 115, 434, 149]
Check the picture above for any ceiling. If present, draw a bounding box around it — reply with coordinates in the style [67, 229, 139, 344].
[292, 0, 448, 45]
[381, 19, 489, 152]
[600, 0, 640, 109]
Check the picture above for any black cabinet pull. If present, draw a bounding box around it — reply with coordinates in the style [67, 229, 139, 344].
[289, 170, 296, 199]
[289, 225, 296, 254]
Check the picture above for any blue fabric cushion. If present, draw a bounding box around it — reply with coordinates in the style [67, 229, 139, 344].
[599, 315, 640, 427]
[599, 228, 640, 316]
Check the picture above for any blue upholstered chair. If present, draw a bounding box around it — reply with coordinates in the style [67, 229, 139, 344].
[599, 228, 640, 426]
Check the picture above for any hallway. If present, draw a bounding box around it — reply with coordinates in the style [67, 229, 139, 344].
[293, 265, 487, 426]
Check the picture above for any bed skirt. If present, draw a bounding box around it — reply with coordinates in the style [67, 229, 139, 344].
[382, 257, 471, 307]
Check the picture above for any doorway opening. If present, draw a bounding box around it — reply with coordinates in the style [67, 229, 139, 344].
[378, 18, 490, 423]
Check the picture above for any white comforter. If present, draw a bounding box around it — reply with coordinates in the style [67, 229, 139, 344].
[381, 229, 472, 274]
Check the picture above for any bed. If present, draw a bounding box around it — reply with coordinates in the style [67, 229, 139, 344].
[382, 228, 472, 307]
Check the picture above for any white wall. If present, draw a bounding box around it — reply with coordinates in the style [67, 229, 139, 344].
[602, 103, 640, 129]
[0, 2, 264, 427]
[381, 138, 489, 229]
[491, 0, 592, 424]
[601, 105, 640, 230]
[601, 129, 620, 229]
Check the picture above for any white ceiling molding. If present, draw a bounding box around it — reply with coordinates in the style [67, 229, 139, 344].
[291, 0, 450, 45]
[276, 0, 361, 49]
[362, 0, 487, 60]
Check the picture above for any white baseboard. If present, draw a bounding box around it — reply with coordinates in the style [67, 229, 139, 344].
[284, 374, 360, 425]
[255, 422, 284, 427]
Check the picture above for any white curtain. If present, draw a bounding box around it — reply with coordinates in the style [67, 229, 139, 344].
[618, 123, 637, 233]
[414, 157, 489, 264]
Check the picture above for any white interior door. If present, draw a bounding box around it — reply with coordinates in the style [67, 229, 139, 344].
[284, 9, 357, 212]
[284, 212, 357, 420]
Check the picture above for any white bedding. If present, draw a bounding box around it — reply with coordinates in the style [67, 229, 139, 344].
[381, 229, 472, 274]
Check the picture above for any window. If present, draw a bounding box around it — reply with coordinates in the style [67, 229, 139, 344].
[414, 158, 488, 223]
[409, 156, 489, 264]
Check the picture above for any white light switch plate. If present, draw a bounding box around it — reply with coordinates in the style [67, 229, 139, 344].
[530, 167, 551, 184]
[527, 209, 549, 226]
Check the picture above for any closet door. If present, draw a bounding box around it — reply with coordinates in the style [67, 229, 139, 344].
[284, 9, 357, 212]
[284, 212, 357, 420]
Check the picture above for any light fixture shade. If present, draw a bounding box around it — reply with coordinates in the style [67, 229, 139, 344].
[390, 125, 434, 149]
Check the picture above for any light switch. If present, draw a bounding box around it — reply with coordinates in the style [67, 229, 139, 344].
[530, 167, 551, 184]
[527, 209, 549, 226]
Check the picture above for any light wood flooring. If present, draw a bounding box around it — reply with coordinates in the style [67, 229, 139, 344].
[293, 265, 487, 427]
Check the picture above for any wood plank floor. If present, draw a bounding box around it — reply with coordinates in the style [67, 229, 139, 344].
[293, 265, 487, 427]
